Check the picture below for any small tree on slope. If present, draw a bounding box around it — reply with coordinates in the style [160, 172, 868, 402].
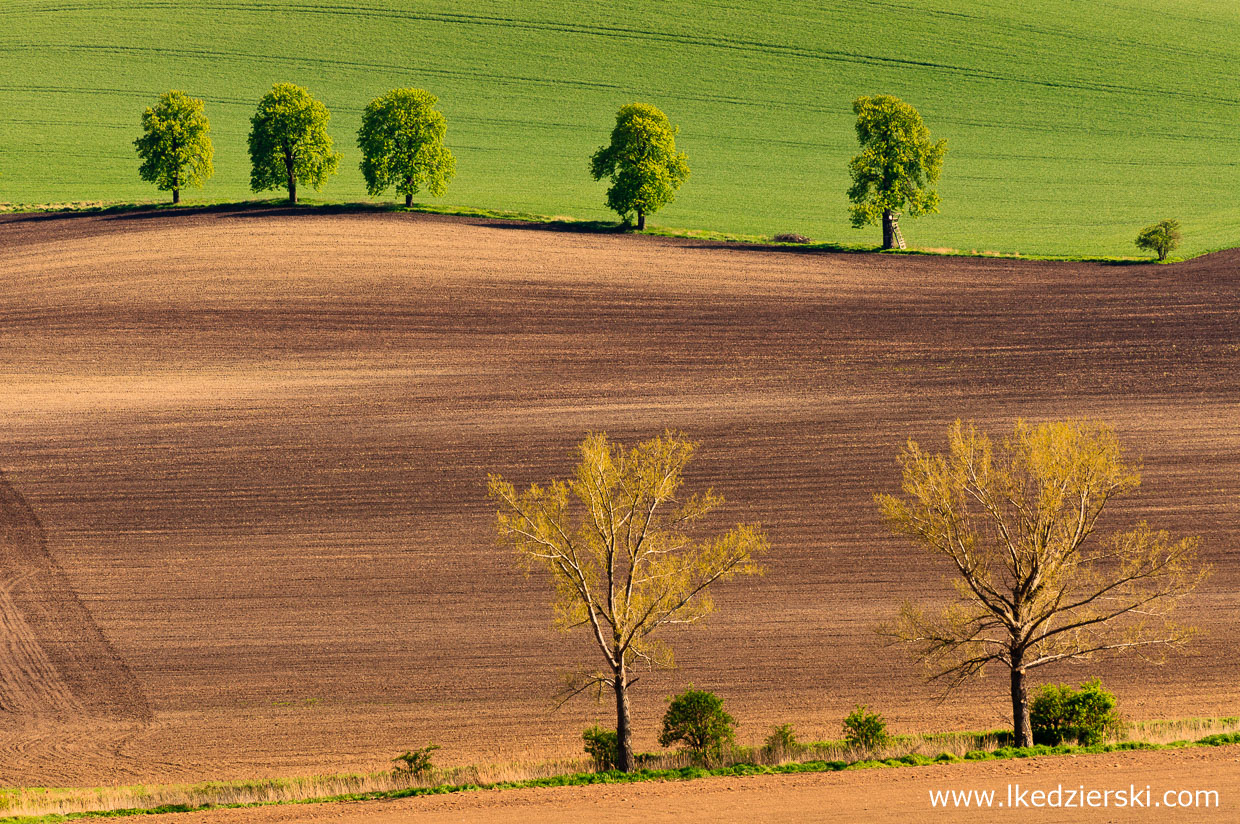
[847, 95, 947, 250]
[590, 103, 689, 231]
[248, 83, 340, 204]
[134, 90, 213, 204]
[357, 88, 456, 208]
[1135, 219, 1181, 261]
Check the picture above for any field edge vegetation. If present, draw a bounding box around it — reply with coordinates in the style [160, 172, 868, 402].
[0, 198, 1220, 264]
[3, 721, 1238, 824]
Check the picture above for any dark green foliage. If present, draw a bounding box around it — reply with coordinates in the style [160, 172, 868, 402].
[391, 744, 440, 778]
[1135, 219, 1182, 261]
[357, 88, 456, 207]
[657, 689, 736, 764]
[247, 83, 340, 203]
[1030, 679, 1123, 745]
[590, 103, 689, 230]
[843, 705, 889, 750]
[582, 726, 620, 772]
[133, 90, 213, 203]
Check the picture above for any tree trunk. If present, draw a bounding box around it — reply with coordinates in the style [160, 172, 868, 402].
[285, 148, 297, 204]
[405, 192, 413, 208]
[1011, 656, 1032, 747]
[882, 209, 896, 250]
[614, 669, 635, 772]
[172, 188, 180, 205]
[172, 167, 180, 205]
[636, 211, 645, 231]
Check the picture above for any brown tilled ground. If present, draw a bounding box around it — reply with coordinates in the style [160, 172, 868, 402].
[0, 206, 1236, 787]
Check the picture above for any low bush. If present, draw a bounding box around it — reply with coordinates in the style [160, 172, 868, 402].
[772, 232, 811, 244]
[392, 744, 440, 778]
[761, 723, 804, 760]
[658, 688, 736, 765]
[1030, 679, 1123, 746]
[843, 705, 889, 750]
[582, 726, 620, 772]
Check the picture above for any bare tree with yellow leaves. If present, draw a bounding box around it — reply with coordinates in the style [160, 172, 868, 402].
[488, 432, 767, 772]
[877, 420, 1207, 747]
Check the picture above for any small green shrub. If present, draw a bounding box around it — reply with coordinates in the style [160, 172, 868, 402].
[762, 723, 803, 759]
[1031, 679, 1123, 746]
[658, 688, 736, 765]
[582, 726, 620, 772]
[392, 744, 440, 778]
[1134, 218, 1181, 261]
[843, 705, 889, 750]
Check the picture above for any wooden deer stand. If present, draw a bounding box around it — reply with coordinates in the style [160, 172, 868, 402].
[882, 209, 907, 250]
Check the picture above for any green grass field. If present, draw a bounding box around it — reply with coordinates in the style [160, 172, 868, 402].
[1, 0, 1238, 255]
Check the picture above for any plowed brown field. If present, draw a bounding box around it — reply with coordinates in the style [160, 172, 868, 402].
[0, 207, 1236, 787]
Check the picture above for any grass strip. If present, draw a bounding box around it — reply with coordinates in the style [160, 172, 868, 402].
[0, 198, 1198, 264]
[5, 732, 1238, 823]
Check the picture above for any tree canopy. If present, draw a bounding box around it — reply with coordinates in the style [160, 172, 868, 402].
[357, 88, 456, 207]
[877, 420, 1205, 747]
[247, 83, 339, 204]
[133, 90, 213, 204]
[488, 431, 766, 771]
[847, 94, 947, 248]
[589, 103, 689, 230]
[1135, 219, 1181, 261]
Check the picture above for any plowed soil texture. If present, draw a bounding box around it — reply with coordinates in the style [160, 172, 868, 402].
[0, 206, 1235, 786]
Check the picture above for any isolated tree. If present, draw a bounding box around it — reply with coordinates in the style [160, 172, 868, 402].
[877, 420, 1205, 747]
[847, 94, 947, 249]
[1135, 219, 1181, 261]
[248, 83, 340, 204]
[133, 90, 213, 204]
[590, 103, 689, 231]
[357, 88, 456, 207]
[488, 432, 766, 772]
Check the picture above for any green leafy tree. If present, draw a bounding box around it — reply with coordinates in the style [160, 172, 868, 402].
[247, 83, 340, 204]
[658, 688, 736, 765]
[133, 90, 213, 204]
[357, 88, 456, 207]
[590, 103, 689, 231]
[847, 95, 947, 249]
[877, 420, 1206, 747]
[1135, 219, 1181, 261]
[488, 432, 766, 772]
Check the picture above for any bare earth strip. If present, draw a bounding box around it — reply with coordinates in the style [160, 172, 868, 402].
[139, 745, 1240, 823]
[0, 207, 1235, 786]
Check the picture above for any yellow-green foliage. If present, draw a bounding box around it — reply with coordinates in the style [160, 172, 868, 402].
[247, 82, 339, 201]
[489, 432, 766, 673]
[847, 95, 946, 228]
[590, 102, 689, 227]
[133, 90, 213, 201]
[357, 88, 455, 204]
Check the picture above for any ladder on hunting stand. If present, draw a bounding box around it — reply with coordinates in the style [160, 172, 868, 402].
[892, 217, 906, 249]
